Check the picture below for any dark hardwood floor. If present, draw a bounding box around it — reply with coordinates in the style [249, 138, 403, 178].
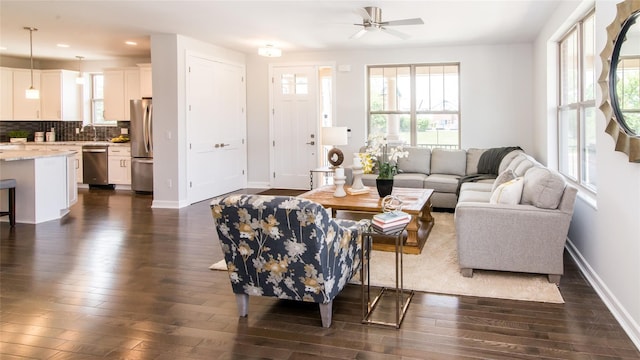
[1, 188, 639, 359]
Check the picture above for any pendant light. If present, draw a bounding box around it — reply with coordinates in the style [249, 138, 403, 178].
[24, 26, 39, 99]
[75, 56, 85, 85]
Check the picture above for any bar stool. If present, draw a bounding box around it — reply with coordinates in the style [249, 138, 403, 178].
[0, 179, 16, 227]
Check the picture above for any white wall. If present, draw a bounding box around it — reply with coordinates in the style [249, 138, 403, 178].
[246, 44, 535, 186]
[150, 33, 245, 208]
[533, 0, 640, 349]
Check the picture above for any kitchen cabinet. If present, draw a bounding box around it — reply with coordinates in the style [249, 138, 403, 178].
[40, 70, 81, 121]
[103, 67, 140, 121]
[108, 146, 131, 185]
[67, 154, 78, 206]
[138, 63, 152, 98]
[55, 145, 83, 183]
[1, 68, 13, 120]
[24, 144, 83, 183]
[12, 68, 41, 120]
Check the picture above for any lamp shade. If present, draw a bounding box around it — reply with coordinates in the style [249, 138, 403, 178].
[322, 127, 348, 146]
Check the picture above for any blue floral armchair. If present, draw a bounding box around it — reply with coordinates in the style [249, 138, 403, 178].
[211, 194, 367, 327]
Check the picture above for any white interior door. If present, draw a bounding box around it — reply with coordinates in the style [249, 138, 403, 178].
[187, 55, 246, 203]
[271, 66, 319, 189]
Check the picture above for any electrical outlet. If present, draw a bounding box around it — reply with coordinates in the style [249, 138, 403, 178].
[121, 128, 128, 135]
[75, 128, 80, 134]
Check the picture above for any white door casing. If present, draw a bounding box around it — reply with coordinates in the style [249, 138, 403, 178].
[270, 66, 319, 189]
[187, 54, 246, 204]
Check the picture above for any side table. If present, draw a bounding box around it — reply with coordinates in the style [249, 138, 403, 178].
[361, 223, 414, 328]
[309, 167, 334, 189]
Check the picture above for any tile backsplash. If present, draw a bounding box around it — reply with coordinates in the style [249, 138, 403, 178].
[0, 121, 130, 142]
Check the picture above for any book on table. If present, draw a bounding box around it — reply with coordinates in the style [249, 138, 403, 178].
[372, 211, 411, 225]
[371, 211, 410, 233]
[371, 220, 409, 234]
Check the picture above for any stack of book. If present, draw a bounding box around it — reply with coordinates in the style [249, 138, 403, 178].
[371, 211, 411, 233]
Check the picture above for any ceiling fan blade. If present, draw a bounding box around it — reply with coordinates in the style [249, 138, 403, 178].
[350, 28, 368, 39]
[381, 18, 424, 26]
[381, 27, 410, 40]
[356, 7, 372, 22]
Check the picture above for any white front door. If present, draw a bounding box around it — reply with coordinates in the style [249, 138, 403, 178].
[270, 66, 319, 189]
[187, 55, 246, 203]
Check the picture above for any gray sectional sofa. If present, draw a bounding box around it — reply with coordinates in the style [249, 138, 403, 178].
[346, 146, 578, 283]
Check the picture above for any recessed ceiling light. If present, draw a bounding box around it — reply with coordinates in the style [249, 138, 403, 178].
[57, 43, 70, 48]
[125, 41, 137, 46]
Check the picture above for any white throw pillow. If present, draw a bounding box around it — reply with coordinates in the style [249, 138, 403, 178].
[490, 177, 524, 205]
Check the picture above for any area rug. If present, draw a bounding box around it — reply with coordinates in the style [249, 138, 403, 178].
[210, 212, 564, 303]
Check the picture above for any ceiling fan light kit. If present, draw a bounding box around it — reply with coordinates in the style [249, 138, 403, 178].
[24, 26, 40, 99]
[351, 6, 424, 40]
[258, 44, 282, 57]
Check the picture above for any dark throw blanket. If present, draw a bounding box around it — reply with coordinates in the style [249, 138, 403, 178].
[456, 146, 523, 197]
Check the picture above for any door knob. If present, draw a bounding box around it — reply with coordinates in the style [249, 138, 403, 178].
[306, 141, 315, 145]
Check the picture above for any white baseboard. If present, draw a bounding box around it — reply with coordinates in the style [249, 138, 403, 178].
[151, 199, 190, 209]
[247, 181, 270, 189]
[565, 239, 640, 351]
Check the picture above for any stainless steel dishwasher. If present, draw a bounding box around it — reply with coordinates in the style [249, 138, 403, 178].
[82, 145, 109, 185]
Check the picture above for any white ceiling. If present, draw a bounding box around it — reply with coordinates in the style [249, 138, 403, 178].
[0, 0, 566, 61]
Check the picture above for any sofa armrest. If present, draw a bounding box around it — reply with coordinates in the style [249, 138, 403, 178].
[455, 202, 574, 275]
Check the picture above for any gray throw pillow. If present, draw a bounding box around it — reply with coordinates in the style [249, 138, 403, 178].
[521, 167, 566, 209]
[492, 169, 516, 192]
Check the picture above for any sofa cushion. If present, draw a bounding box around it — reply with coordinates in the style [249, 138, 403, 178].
[490, 177, 524, 205]
[424, 173, 460, 193]
[491, 169, 516, 192]
[397, 147, 431, 174]
[506, 153, 539, 177]
[393, 173, 428, 188]
[521, 167, 566, 209]
[498, 149, 525, 174]
[465, 148, 486, 175]
[458, 189, 492, 203]
[431, 148, 467, 176]
[460, 182, 493, 192]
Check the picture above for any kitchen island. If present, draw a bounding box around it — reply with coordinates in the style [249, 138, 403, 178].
[0, 149, 77, 224]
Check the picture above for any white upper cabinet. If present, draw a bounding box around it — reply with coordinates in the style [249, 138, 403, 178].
[40, 69, 82, 121]
[0, 68, 13, 120]
[103, 69, 125, 121]
[104, 67, 141, 121]
[138, 63, 152, 98]
[12, 68, 41, 120]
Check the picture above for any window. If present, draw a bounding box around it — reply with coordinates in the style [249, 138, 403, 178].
[367, 63, 460, 149]
[558, 11, 596, 192]
[90, 74, 115, 126]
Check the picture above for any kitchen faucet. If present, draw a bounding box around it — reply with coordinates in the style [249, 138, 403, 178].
[83, 124, 97, 142]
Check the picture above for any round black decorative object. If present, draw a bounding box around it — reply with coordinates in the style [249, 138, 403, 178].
[376, 178, 394, 198]
[327, 147, 344, 167]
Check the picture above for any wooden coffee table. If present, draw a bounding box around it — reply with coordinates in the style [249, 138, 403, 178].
[299, 186, 434, 254]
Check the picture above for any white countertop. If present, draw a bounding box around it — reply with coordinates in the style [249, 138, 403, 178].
[0, 149, 77, 161]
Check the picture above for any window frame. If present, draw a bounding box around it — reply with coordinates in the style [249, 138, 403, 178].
[557, 9, 596, 193]
[366, 63, 460, 149]
[90, 73, 116, 127]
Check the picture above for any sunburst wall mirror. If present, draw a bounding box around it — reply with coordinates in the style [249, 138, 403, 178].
[599, 0, 640, 162]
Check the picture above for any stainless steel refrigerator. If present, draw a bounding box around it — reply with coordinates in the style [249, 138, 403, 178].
[130, 98, 153, 193]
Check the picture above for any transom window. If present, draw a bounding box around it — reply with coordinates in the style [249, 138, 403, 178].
[367, 63, 460, 148]
[558, 10, 596, 192]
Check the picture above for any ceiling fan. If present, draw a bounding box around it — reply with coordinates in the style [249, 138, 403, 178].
[350, 6, 424, 40]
